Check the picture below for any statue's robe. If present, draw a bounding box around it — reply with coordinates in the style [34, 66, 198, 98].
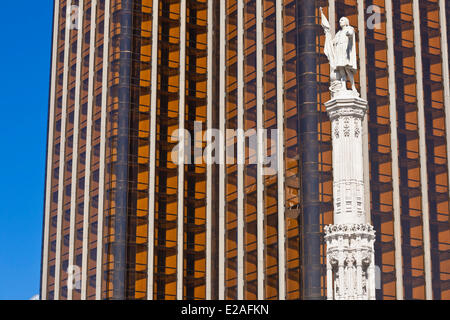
[333, 26, 357, 71]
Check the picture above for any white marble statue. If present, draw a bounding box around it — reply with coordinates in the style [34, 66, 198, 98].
[320, 7, 358, 94]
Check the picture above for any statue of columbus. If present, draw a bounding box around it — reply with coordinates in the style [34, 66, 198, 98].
[320, 7, 358, 94]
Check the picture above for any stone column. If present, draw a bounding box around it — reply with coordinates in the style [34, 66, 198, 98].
[327, 256, 333, 300]
[326, 92, 366, 225]
[369, 250, 376, 300]
[338, 255, 345, 300]
[324, 90, 376, 300]
[356, 250, 363, 299]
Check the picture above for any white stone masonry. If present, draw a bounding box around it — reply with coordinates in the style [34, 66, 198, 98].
[324, 90, 376, 300]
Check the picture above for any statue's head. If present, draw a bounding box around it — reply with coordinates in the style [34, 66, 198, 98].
[339, 17, 350, 28]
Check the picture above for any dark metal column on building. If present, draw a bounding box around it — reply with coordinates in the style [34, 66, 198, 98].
[296, 0, 322, 300]
[112, 0, 133, 300]
[210, 0, 221, 300]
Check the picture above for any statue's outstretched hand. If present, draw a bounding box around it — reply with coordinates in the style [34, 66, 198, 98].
[320, 7, 331, 32]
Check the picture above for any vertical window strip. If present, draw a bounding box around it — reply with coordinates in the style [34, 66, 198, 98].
[438, 0, 450, 301]
[419, 0, 450, 300]
[81, 0, 97, 300]
[206, 0, 213, 300]
[391, 0, 426, 300]
[439, 0, 450, 216]
[95, 0, 111, 300]
[42, 0, 61, 300]
[236, 0, 245, 300]
[147, 0, 159, 301]
[256, 0, 265, 301]
[412, 0, 433, 300]
[385, 0, 404, 300]
[177, 0, 187, 300]
[68, 0, 85, 300]
[357, 0, 371, 224]
[55, 0, 74, 300]
[218, 0, 226, 300]
[275, 0, 286, 300]
[325, 0, 336, 300]
[328, 0, 335, 34]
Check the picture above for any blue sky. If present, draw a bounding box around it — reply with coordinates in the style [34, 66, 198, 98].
[0, 1, 53, 299]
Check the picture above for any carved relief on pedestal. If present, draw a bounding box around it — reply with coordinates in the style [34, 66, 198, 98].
[333, 118, 340, 139]
[327, 103, 366, 123]
[325, 224, 376, 300]
[354, 118, 360, 138]
[343, 117, 350, 137]
[332, 114, 364, 141]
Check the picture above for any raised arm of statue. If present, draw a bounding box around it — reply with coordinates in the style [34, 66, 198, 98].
[320, 7, 331, 32]
[320, 7, 336, 70]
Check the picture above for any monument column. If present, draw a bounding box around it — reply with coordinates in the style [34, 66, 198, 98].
[324, 91, 376, 300]
[319, 8, 376, 300]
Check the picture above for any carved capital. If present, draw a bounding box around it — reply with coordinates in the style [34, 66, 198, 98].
[325, 96, 368, 122]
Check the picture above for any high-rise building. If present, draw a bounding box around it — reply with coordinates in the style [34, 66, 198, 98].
[41, 0, 450, 300]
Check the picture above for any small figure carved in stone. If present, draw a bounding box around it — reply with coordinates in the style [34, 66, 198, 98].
[320, 7, 358, 94]
[345, 255, 357, 297]
[361, 270, 368, 296]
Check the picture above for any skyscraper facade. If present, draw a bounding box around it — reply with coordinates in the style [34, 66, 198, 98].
[41, 0, 450, 300]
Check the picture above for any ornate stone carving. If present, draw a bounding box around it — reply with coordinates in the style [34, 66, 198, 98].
[325, 224, 376, 300]
[343, 117, 350, 137]
[334, 119, 340, 139]
[354, 118, 360, 138]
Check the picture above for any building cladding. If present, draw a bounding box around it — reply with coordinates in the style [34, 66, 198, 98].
[41, 0, 450, 300]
